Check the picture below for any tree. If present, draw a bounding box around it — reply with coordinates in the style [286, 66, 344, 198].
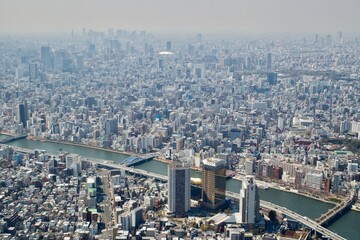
[268, 210, 277, 222]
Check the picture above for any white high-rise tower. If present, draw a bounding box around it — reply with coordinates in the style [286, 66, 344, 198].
[239, 175, 260, 224]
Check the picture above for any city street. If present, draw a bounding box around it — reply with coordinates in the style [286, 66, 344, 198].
[97, 170, 114, 239]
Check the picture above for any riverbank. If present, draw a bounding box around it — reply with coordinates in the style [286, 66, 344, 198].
[7, 135, 338, 207]
[2, 134, 358, 239]
[27, 136, 197, 169]
[27, 136, 135, 157]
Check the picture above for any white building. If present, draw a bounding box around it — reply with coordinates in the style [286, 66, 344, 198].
[238, 175, 260, 224]
[305, 172, 323, 190]
[347, 163, 359, 175]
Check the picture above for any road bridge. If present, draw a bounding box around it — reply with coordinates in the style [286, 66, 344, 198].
[316, 190, 357, 227]
[0, 134, 27, 144]
[261, 201, 346, 240]
[92, 160, 347, 240]
[88, 158, 168, 181]
[3, 145, 348, 240]
[121, 155, 154, 167]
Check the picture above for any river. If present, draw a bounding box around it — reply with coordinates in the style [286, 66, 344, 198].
[3, 136, 358, 239]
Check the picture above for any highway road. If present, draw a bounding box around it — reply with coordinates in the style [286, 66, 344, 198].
[7, 146, 347, 240]
[97, 170, 114, 239]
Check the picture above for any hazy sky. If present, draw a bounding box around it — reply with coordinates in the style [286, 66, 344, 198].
[0, 0, 359, 35]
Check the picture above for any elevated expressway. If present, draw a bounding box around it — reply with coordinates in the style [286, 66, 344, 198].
[6, 146, 347, 240]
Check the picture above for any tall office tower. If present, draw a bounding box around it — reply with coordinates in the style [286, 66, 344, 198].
[266, 52, 272, 70]
[337, 31, 343, 44]
[29, 63, 38, 80]
[41, 46, 50, 66]
[201, 158, 227, 211]
[88, 44, 96, 56]
[194, 63, 205, 78]
[267, 72, 277, 85]
[185, 68, 191, 79]
[159, 59, 164, 71]
[246, 56, 252, 70]
[277, 114, 285, 131]
[17, 103, 28, 128]
[239, 175, 260, 224]
[315, 33, 319, 44]
[76, 55, 84, 69]
[105, 117, 118, 135]
[295, 170, 303, 189]
[166, 41, 172, 51]
[168, 161, 191, 217]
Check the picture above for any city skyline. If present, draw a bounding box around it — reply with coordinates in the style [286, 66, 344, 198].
[0, 0, 359, 35]
[1, 1, 360, 239]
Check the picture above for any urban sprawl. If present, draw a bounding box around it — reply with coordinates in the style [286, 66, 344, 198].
[0, 30, 359, 240]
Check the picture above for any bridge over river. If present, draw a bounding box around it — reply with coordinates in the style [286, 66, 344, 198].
[90, 158, 348, 240]
[0, 134, 27, 144]
[316, 190, 357, 227]
[6, 145, 351, 240]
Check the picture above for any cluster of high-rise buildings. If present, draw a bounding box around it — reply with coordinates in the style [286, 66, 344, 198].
[168, 157, 261, 229]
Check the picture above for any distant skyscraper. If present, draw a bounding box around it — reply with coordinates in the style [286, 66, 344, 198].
[88, 44, 96, 57]
[166, 41, 172, 51]
[266, 52, 272, 70]
[267, 72, 277, 85]
[17, 103, 28, 128]
[337, 31, 343, 44]
[159, 59, 164, 71]
[105, 118, 118, 135]
[246, 56, 252, 70]
[193, 63, 205, 78]
[29, 63, 38, 80]
[41, 46, 50, 65]
[201, 158, 227, 210]
[238, 175, 260, 224]
[76, 55, 84, 69]
[277, 114, 285, 131]
[295, 170, 303, 189]
[168, 161, 191, 217]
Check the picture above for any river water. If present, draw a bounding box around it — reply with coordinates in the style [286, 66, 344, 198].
[3, 136, 358, 239]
